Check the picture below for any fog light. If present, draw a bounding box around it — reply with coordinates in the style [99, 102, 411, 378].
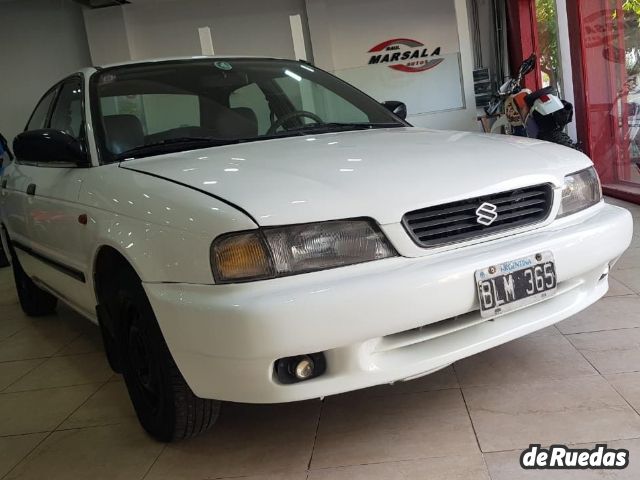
[295, 356, 314, 380]
[274, 352, 326, 384]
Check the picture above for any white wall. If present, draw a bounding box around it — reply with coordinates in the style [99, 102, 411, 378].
[83, 0, 312, 65]
[83, 5, 131, 65]
[0, 0, 91, 144]
[468, 0, 507, 81]
[306, 0, 479, 131]
[555, 0, 577, 142]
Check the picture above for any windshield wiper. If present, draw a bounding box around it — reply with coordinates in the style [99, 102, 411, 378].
[114, 137, 243, 161]
[279, 122, 403, 134]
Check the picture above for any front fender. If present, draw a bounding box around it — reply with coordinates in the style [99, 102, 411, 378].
[81, 164, 257, 284]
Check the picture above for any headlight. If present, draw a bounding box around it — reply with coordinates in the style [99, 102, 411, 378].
[211, 219, 397, 283]
[557, 167, 602, 218]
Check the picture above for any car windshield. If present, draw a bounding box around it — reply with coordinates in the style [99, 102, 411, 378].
[92, 58, 405, 163]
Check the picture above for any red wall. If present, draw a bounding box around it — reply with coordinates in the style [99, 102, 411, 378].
[506, 0, 542, 91]
[510, 0, 639, 202]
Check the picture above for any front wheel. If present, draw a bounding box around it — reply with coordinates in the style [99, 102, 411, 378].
[115, 270, 220, 441]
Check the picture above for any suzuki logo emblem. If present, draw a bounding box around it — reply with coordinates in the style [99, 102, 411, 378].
[476, 202, 498, 226]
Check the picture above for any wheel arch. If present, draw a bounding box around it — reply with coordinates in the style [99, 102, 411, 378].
[92, 244, 141, 374]
[0, 223, 12, 261]
[93, 244, 139, 306]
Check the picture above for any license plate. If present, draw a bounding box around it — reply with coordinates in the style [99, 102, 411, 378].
[475, 251, 557, 318]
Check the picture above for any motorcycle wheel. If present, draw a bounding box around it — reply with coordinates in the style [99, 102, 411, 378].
[539, 130, 579, 150]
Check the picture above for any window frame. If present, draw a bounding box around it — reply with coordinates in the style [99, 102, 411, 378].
[20, 73, 90, 168]
[49, 75, 86, 141]
[24, 85, 60, 133]
[89, 58, 408, 165]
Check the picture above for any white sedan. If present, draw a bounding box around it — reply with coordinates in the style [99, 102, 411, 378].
[0, 57, 633, 441]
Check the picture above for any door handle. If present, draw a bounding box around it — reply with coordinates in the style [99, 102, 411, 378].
[26, 184, 36, 196]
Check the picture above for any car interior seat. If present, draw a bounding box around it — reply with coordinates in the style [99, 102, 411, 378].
[103, 114, 145, 154]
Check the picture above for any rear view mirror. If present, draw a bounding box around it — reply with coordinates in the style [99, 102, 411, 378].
[13, 129, 89, 166]
[382, 101, 408, 120]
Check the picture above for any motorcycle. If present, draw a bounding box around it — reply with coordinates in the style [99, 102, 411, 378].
[485, 54, 579, 149]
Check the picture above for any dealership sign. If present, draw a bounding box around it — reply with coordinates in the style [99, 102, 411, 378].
[367, 38, 444, 73]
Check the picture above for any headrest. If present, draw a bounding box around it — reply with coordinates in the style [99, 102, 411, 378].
[103, 114, 144, 155]
[213, 107, 259, 138]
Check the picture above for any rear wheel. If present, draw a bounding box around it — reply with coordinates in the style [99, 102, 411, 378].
[11, 249, 57, 316]
[0, 244, 8, 268]
[115, 270, 220, 441]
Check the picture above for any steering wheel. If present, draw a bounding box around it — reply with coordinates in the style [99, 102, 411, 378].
[267, 110, 324, 135]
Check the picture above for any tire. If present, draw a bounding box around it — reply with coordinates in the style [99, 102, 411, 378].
[11, 249, 57, 316]
[539, 130, 579, 149]
[0, 243, 8, 268]
[96, 304, 122, 373]
[115, 269, 220, 441]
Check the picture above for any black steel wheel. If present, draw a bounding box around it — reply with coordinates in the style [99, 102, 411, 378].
[116, 270, 220, 442]
[0, 243, 9, 268]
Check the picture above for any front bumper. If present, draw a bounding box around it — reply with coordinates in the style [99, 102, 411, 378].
[145, 203, 633, 403]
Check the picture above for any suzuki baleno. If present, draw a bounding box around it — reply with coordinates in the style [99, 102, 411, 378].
[0, 57, 633, 441]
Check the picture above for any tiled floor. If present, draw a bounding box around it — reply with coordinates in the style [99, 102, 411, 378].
[0, 198, 638, 480]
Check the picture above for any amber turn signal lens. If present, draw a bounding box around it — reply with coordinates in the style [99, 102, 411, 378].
[211, 232, 274, 282]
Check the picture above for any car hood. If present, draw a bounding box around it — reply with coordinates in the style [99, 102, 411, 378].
[121, 127, 591, 226]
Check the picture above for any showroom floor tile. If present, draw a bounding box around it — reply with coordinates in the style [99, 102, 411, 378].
[58, 379, 136, 430]
[606, 277, 637, 297]
[0, 198, 638, 480]
[4, 423, 164, 480]
[556, 296, 640, 334]
[5, 352, 112, 392]
[310, 389, 479, 469]
[0, 359, 43, 392]
[0, 321, 82, 362]
[462, 375, 640, 452]
[484, 438, 640, 480]
[606, 372, 640, 412]
[0, 384, 100, 436]
[146, 401, 321, 479]
[566, 328, 640, 375]
[308, 454, 490, 480]
[0, 434, 47, 479]
[454, 333, 598, 387]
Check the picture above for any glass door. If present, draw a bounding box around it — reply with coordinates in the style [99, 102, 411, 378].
[535, 0, 563, 94]
[613, 0, 640, 184]
[567, 0, 640, 193]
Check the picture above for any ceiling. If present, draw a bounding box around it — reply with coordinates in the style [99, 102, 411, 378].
[71, 0, 130, 7]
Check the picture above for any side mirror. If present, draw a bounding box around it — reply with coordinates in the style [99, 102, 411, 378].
[382, 101, 408, 120]
[13, 129, 89, 166]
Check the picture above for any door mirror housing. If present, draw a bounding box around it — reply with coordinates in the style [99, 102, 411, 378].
[13, 129, 89, 166]
[382, 101, 408, 120]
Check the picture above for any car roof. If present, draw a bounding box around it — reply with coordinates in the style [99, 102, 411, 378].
[96, 55, 288, 69]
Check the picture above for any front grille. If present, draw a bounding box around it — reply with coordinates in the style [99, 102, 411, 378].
[402, 184, 554, 248]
